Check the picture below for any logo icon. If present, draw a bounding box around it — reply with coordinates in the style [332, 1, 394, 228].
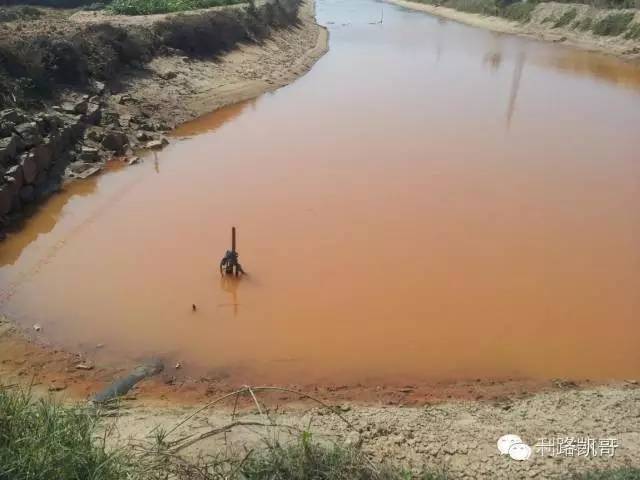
[497, 434, 532, 461]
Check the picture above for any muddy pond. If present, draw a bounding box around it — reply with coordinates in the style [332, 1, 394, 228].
[1, 0, 639, 384]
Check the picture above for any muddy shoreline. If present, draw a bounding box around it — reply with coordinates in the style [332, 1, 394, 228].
[0, 312, 629, 407]
[388, 0, 640, 62]
[2, 314, 639, 479]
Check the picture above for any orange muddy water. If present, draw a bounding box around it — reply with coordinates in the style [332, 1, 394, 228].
[1, 0, 639, 384]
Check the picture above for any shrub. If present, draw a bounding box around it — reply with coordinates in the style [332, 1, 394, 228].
[74, 23, 154, 78]
[537, 0, 637, 8]
[554, 8, 578, 27]
[592, 11, 634, 35]
[0, 6, 42, 23]
[415, 0, 441, 5]
[624, 22, 640, 38]
[154, 10, 247, 55]
[445, 0, 499, 16]
[501, 1, 537, 22]
[575, 16, 593, 30]
[0, 0, 108, 7]
[109, 0, 244, 15]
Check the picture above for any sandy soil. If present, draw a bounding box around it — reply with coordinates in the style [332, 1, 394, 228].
[102, 383, 640, 478]
[102, 0, 329, 129]
[388, 0, 640, 61]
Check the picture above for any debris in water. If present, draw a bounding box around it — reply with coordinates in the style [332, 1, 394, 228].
[175, 362, 182, 369]
[91, 358, 164, 404]
[33, 324, 41, 332]
[76, 165, 102, 179]
[76, 362, 94, 371]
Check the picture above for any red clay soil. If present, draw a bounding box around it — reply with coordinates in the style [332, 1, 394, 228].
[0, 326, 596, 408]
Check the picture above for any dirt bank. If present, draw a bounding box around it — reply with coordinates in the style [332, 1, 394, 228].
[0, 0, 327, 236]
[388, 0, 640, 61]
[101, 0, 329, 129]
[101, 383, 640, 479]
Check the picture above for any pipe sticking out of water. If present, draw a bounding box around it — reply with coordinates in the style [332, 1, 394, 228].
[232, 226, 236, 253]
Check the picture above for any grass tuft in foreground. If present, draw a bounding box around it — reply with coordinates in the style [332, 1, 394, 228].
[0, 388, 129, 480]
[241, 431, 449, 480]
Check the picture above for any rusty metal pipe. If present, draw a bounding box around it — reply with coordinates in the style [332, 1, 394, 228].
[232, 226, 236, 253]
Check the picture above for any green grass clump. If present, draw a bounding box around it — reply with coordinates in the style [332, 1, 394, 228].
[574, 16, 593, 30]
[0, 389, 130, 480]
[109, 0, 243, 15]
[554, 8, 578, 27]
[445, 0, 499, 15]
[592, 11, 634, 35]
[501, 1, 537, 22]
[624, 22, 640, 38]
[240, 432, 449, 480]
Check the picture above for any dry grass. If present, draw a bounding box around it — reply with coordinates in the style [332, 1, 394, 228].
[2, 386, 639, 480]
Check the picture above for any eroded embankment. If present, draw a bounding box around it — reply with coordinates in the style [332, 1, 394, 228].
[389, 0, 640, 60]
[0, 0, 327, 237]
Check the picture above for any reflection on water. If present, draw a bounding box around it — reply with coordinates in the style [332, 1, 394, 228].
[172, 100, 255, 137]
[1, 0, 639, 384]
[484, 52, 503, 72]
[220, 275, 241, 317]
[506, 52, 525, 128]
[538, 48, 640, 92]
[0, 180, 98, 268]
